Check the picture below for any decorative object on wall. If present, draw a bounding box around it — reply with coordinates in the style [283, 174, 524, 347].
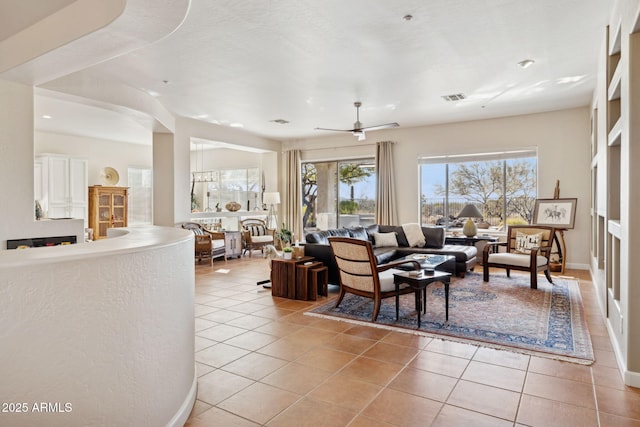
[225, 201, 241, 212]
[533, 198, 577, 229]
[100, 166, 120, 186]
[457, 204, 483, 237]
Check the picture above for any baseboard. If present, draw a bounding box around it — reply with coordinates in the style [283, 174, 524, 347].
[166, 369, 198, 427]
[625, 369, 640, 388]
[603, 306, 640, 388]
[565, 262, 589, 270]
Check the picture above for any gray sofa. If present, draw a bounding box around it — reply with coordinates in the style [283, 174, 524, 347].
[304, 224, 477, 285]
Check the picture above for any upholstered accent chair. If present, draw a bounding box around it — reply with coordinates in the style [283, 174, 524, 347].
[482, 225, 556, 289]
[328, 237, 422, 322]
[240, 218, 275, 257]
[181, 222, 226, 265]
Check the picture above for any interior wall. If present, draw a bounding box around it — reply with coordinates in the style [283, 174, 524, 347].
[0, 80, 34, 236]
[191, 148, 263, 171]
[288, 107, 591, 267]
[0, 80, 84, 248]
[35, 131, 152, 186]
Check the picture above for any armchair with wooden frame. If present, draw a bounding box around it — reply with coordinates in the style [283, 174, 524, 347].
[240, 218, 275, 257]
[181, 222, 226, 265]
[482, 225, 555, 289]
[328, 237, 422, 322]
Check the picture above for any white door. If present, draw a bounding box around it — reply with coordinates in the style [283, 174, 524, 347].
[69, 158, 88, 223]
[48, 156, 70, 218]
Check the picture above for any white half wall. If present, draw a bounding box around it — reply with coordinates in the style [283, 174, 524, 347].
[0, 226, 196, 426]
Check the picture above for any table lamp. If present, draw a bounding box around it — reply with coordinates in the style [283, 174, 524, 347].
[457, 204, 483, 237]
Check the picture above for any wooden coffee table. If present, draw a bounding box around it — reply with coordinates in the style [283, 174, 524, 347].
[393, 270, 451, 327]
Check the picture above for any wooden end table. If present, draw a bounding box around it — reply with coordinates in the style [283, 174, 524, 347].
[393, 270, 451, 327]
[271, 256, 327, 300]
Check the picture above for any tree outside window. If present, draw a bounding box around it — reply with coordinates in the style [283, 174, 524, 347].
[302, 159, 376, 231]
[420, 152, 537, 231]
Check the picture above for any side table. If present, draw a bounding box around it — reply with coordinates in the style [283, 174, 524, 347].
[224, 230, 243, 259]
[295, 261, 328, 301]
[445, 235, 498, 246]
[393, 270, 451, 327]
[271, 257, 327, 300]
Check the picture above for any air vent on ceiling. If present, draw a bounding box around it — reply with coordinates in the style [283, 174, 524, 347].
[441, 93, 466, 102]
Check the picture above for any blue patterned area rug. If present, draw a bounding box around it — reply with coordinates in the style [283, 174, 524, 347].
[306, 272, 594, 364]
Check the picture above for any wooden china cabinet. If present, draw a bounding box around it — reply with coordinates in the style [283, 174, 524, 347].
[88, 186, 128, 239]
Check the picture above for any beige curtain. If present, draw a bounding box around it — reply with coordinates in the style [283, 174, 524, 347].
[283, 149, 303, 242]
[375, 141, 397, 225]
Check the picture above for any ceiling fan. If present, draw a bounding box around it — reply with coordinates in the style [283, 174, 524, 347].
[315, 102, 399, 141]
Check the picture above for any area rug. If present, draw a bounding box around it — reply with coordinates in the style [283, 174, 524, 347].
[306, 272, 594, 364]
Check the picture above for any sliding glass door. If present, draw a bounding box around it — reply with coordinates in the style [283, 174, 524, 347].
[302, 159, 376, 232]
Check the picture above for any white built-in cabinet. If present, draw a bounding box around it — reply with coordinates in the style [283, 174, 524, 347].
[590, 2, 640, 387]
[35, 154, 88, 224]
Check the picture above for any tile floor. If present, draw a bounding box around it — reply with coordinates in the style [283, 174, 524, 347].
[185, 257, 640, 427]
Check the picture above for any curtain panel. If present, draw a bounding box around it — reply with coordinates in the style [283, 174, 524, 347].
[284, 149, 303, 242]
[375, 141, 397, 225]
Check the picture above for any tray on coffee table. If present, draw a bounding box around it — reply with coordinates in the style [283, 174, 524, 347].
[394, 253, 455, 273]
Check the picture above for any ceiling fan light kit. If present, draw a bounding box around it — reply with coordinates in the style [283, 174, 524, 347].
[315, 101, 399, 141]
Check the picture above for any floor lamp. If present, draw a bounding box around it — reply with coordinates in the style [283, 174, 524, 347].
[263, 192, 280, 230]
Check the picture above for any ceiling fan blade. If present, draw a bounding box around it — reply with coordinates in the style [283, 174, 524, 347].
[314, 127, 353, 132]
[315, 102, 400, 135]
[360, 122, 400, 132]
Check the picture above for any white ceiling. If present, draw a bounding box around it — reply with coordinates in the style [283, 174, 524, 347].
[3, 0, 612, 144]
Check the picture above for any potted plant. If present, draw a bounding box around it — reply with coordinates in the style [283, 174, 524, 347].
[276, 223, 293, 249]
[282, 246, 293, 260]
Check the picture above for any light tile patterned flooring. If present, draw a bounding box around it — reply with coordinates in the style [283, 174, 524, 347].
[185, 257, 640, 427]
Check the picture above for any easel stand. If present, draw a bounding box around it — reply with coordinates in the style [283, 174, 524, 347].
[552, 228, 567, 274]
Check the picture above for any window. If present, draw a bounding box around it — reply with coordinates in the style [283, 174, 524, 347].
[302, 159, 376, 232]
[420, 150, 537, 231]
[128, 167, 153, 225]
[191, 167, 261, 212]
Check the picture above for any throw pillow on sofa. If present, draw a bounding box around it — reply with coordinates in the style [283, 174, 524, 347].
[402, 223, 426, 247]
[373, 231, 398, 247]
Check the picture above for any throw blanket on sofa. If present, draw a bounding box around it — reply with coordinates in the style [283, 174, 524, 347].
[402, 223, 425, 247]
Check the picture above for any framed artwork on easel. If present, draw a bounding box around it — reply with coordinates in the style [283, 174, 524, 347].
[532, 198, 577, 229]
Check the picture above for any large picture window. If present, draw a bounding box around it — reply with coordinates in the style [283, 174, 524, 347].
[420, 150, 537, 231]
[128, 167, 152, 225]
[302, 159, 376, 232]
[191, 167, 261, 212]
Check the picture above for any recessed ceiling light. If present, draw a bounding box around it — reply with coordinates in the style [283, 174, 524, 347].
[229, 123, 244, 128]
[517, 59, 535, 69]
[42, 115, 52, 119]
